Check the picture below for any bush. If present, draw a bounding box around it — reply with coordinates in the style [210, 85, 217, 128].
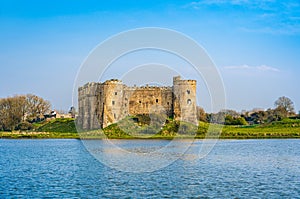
[16, 122, 34, 131]
[225, 115, 248, 125]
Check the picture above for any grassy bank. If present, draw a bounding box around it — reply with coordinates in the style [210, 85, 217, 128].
[0, 118, 299, 139]
[221, 118, 300, 139]
[0, 118, 79, 139]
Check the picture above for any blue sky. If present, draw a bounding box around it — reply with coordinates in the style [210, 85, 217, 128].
[1, 0, 300, 112]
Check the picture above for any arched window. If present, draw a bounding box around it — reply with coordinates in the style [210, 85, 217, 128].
[187, 90, 190, 94]
[187, 99, 192, 105]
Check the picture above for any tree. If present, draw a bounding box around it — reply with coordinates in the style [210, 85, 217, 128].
[26, 94, 51, 121]
[220, 109, 240, 118]
[196, 107, 207, 122]
[207, 112, 225, 124]
[274, 96, 295, 115]
[250, 110, 268, 124]
[266, 107, 288, 122]
[225, 115, 248, 125]
[0, 96, 26, 131]
[0, 94, 51, 131]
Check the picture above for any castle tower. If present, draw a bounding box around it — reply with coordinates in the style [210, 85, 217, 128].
[78, 82, 102, 130]
[172, 76, 197, 125]
[102, 79, 127, 128]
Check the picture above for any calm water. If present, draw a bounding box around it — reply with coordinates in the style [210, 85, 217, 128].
[0, 139, 299, 198]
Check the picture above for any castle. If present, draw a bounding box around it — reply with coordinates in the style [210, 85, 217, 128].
[77, 76, 197, 130]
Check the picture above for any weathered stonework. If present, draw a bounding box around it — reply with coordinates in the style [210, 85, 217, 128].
[77, 76, 197, 130]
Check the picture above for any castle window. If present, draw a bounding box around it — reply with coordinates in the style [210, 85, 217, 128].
[156, 99, 158, 103]
[167, 102, 169, 105]
[115, 92, 117, 95]
[139, 100, 142, 103]
[112, 101, 115, 105]
[114, 113, 116, 119]
[187, 90, 190, 94]
[187, 99, 192, 105]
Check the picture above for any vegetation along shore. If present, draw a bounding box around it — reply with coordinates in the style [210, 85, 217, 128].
[0, 117, 299, 139]
[0, 94, 299, 139]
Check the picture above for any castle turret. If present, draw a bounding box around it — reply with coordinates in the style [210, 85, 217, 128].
[102, 79, 126, 128]
[172, 76, 197, 125]
[78, 82, 102, 130]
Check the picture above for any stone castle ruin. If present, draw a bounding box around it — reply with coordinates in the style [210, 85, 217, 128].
[77, 76, 197, 130]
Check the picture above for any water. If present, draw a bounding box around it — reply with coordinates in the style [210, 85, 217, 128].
[0, 139, 299, 198]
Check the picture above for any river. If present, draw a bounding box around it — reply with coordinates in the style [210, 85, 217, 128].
[0, 139, 299, 198]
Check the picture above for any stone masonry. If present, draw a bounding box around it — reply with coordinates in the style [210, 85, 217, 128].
[77, 76, 197, 130]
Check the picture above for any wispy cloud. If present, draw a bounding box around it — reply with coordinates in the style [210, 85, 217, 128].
[184, 0, 300, 35]
[185, 0, 299, 10]
[224, 64, 280, 72]
[185, 0, 275, 9]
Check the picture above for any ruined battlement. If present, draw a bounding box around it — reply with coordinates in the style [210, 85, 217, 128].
[103, 79, 123, 84]
[77, 76, 197, 129]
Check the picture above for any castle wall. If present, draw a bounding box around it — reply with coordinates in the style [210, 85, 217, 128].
[125, 86, 173, 117]
[78, 76, 197, 130]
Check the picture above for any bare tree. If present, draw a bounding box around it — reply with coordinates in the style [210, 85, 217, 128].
[0, 94, 51, 131]
[0, 96, 26, 131]
[26, 94, 51, 121]
[196, 106, 207, 122]
[274, 96, 295, 115]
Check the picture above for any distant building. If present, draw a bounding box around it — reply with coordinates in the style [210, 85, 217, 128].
[77, 76, 197, 130]
[68, 106, 76, 118]
[44, 110, 57, 119]
[44, 110, 72, 119]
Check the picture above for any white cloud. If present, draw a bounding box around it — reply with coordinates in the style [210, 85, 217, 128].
[256, 65, 280, 72]
[224, 64, 280, 72]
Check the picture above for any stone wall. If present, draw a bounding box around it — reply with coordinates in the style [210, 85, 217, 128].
[78, 76, 197, 130]
[126, 86, 173, 117]
[78, 82, 102, 130]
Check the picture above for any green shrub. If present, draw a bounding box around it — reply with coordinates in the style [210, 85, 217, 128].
[16, 122, 33, 131]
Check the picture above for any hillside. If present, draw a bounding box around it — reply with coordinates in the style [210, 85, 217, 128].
[0, 118, 79, 139]
[35, 118, 77, 133]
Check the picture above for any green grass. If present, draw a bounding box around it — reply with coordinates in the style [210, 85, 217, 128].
[1, 118, 299, 139]
[0, 118, 79, 139]
[35, 118, 77, 133]
[0, 131, 79, 139]
[220, 118, 300, 139]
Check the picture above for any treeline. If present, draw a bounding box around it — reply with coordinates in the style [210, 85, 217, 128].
[0, 94, 297, 132]
[197, 96, 297, 125]
[0, 94, 50, 131]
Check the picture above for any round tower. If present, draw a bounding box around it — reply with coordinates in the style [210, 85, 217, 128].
[102, 79, 126, 128]
[172, 76, 197, 125]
